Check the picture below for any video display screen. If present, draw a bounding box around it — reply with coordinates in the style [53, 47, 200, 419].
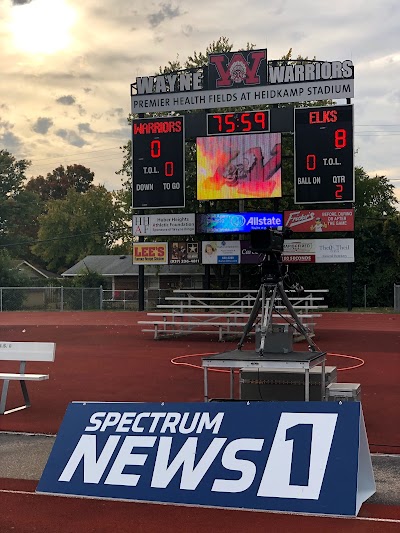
[197, 133, 281, 200]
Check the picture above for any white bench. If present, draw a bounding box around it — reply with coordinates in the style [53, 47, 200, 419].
[139, 312, 322, 341]
[140, 288, 328, 341]
[0, 341, 56, 415]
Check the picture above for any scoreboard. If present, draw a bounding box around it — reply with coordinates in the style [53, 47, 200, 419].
[294, 105, 354, 204]
[132, 116, 185, 209]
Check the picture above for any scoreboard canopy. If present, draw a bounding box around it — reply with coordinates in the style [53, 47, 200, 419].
[294, 105, 354, 204]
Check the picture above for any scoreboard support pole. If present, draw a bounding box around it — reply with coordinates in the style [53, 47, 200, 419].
[137, 113, 145, 312]
[346, 97, 353, 312]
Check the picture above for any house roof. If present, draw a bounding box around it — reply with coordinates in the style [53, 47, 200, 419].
[61, 255, 205, 277]
[10, 260, 58, 279]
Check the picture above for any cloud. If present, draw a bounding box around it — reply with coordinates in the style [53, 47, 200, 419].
[56, 95, 76, 106]
[148, 2, 182, 28]
[0, 131, 23, 152]
[78, 122, 93, 133]
[12, 0, 34, 5]
[0, 118, 13, 130]
[32, 117, 53, 134]
[55, 129, 87, 147]
[107, 108, 124, 117]
[182, 25, 193, 37]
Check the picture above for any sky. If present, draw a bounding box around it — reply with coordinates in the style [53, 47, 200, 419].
[1, 0, 399, 199]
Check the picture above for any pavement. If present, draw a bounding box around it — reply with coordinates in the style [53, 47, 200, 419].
[0, 432, 400, 507]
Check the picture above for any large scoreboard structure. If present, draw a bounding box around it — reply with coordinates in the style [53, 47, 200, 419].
[294, 104, 354, 204]
[131, 53, 355, 209]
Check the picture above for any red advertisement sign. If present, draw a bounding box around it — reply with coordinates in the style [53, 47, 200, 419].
[284, 209, 354, 233]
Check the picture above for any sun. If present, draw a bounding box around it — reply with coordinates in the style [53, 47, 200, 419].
[10, 0, 77, 55]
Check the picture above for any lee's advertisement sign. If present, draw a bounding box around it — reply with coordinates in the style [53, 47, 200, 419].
[131, 49, 354, 112]
[284, 209, 354, 232]
[133, 242, 168, 264]
[37, 402, 375, 516]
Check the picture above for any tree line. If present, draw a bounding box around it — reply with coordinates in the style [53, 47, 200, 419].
[1, 37, 399, 308]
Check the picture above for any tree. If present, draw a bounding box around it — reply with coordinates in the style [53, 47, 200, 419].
[0, 150, 31, 246]
[26, 164, 94, 201]
[354, 167, 398, 220]
[0, 249, 30, 309]
[287, 167, 400, 307]
[4, 189, 44, 260]
[31, 186, 127, 272]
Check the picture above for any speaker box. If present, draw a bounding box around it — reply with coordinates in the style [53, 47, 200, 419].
[240, 366, 337, 401]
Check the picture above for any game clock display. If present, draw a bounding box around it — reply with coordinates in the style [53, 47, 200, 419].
[132, 116, 185, 209]
[207, 110, 270, 136]
[294, 105, 354, 204]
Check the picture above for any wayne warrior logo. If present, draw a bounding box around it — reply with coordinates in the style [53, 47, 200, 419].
[133, 49, 353, 96]
[208, 50, 267, 89]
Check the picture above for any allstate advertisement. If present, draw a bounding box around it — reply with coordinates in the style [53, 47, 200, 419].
[37, 402, 375, 516]
[197, 212, 283, 233]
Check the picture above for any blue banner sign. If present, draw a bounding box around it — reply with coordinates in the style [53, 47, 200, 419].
[197, 212, 283, 233]
[37, 402, 375, 516]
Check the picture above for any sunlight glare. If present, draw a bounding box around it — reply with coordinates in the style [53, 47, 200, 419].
[10, 0, 77, 55]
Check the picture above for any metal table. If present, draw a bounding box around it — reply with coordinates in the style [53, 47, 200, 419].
[202, 349, 327, 402]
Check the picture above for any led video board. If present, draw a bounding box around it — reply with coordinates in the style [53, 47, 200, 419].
[197, 133, 281, 200]
[197, 212, 283, 233]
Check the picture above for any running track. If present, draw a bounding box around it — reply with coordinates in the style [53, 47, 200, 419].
[0, 311, 399, 531]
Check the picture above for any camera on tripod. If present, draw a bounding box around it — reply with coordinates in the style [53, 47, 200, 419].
[249, 227, 292, 254]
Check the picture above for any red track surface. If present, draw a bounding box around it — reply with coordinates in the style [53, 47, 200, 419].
[0, 311, 399, 531]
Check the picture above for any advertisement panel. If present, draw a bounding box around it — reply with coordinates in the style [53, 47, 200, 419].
[240, 241, 264, 264]
[132, 242, 168, 264]
[197, 133, 281, 200]
[197, 212, 282, 233]
[282, 239, 354, 263]
[202, 241, 241, 264]
[284, 209, 354, 232]
[37, 401, 375, 517]
[132, 214, 195, 236]
[169, 242, 200, 265]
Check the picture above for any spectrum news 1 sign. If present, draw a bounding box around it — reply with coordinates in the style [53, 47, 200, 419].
[37, 401, 375, 516]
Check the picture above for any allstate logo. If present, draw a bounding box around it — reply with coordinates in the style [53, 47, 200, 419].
[229, 215, 246, 229]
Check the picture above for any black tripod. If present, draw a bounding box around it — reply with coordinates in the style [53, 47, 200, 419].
[237, 253, 318, 355]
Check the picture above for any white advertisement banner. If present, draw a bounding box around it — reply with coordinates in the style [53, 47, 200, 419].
[283, 239, 354, 263]
[132, 214, 195, 236]
[202, 241, 241, 264]
[132, 79, 354, 113]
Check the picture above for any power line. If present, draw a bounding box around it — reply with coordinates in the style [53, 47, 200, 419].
[19, 145, 123, 163]
[0, 229, 127, 249]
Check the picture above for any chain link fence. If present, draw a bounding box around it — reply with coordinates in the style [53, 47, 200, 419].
[394, 284, 400, 312]
[0, 287, 172, 312]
